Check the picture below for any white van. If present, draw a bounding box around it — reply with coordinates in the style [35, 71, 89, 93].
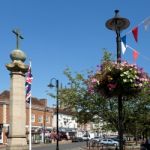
[82, 133, 94, 141]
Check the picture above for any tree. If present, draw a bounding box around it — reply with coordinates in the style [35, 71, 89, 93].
[48, 50, 150, 137]
[58, 51, 119, 129]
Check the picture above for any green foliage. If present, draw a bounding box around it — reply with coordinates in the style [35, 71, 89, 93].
[101, 49, 113, 63]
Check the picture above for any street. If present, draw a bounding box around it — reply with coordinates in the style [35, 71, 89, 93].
[32, 142, 86, 150]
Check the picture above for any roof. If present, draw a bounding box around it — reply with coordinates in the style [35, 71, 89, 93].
[0, 90, 9, 101]
[0, 90, 47, 108]
[52, 108, 76, 116]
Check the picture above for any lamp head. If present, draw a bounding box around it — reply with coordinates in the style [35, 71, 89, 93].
[48, 83, 55, 88]
[106, 10, 130, 31]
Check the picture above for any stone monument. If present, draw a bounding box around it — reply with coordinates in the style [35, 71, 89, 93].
[6, 29, 28, 150]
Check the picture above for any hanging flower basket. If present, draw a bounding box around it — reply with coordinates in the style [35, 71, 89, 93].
[87, 61, 149, 98]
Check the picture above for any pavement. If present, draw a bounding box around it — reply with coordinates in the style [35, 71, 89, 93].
[0, 143, 141, 150]
[32, 142, 86, 150]
[0, 144, 6, 150]
[0, 143, 86, 150]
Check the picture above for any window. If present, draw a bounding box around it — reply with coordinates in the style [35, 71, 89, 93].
[38, 116, 43, 123]
[46, 116, 50, 123]
[31, 114, 35, 123]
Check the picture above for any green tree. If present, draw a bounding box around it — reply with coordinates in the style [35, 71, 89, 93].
[48, 50, 150, 137]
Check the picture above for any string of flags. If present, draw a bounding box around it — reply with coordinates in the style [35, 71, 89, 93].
[121, 16, 150, 62]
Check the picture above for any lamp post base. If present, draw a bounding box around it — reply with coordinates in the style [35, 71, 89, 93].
[56, 140, 59, 150]
[56, 147, 59, 150]
[118, 95, 123, 150]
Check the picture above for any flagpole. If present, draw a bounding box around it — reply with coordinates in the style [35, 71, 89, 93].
[29, 96, 32, 150]
[25, 60, 33, 150]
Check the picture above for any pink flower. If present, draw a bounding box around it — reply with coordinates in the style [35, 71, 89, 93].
[107, 83, 117, 91]
[91, 78, 98, 84]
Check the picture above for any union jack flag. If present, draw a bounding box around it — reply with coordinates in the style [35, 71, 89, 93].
[25, 62, 33, 103]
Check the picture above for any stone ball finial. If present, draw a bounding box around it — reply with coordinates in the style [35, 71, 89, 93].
[10, 49, 26, 62]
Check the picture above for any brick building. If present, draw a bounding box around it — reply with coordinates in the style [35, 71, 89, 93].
[0, 90, 53, 144]
[0, 90, 103, 144]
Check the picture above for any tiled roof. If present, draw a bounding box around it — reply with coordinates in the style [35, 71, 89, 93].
[0, 90, 9, 101]
[30, 97, 47, 107]
[0, 90, 47, 107]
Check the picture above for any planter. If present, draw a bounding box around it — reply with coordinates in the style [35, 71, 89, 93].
[88, 61, 149, 98]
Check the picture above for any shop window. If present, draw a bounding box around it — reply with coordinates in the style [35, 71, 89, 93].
[46, 116, 50, 123]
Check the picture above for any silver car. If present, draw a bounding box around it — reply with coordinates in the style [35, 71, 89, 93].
[99, 139, 119, 146]
[91, 136, 102, 142]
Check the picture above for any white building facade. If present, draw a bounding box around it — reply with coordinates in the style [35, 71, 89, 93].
[52, 109, 77, 139]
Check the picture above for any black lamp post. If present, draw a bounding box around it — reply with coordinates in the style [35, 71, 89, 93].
[48, 78, 59, 150]
[105, 10, 130, 150]
[43, 106, 48, 143]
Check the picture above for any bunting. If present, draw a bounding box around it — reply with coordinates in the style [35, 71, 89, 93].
[133, 50, 139, 62]
[125, 16, 150, 37]
[143, 17, 150, 31]
[125, 45, 139, 63]
[125, 44, 150, 63]
[121, 16, 150, 63]
[121, 42, 126, 55]
[121, 35, 127, 54]
[132, 27, 138, 42]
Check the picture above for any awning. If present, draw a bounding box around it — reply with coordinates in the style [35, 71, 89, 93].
[59, 127, 77, 132]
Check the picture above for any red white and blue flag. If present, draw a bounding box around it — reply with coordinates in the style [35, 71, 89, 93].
[25, 62, 33, 103]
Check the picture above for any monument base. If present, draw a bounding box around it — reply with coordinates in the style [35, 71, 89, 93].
[6, 145, 28, 150]
[6, 137, 28, 150]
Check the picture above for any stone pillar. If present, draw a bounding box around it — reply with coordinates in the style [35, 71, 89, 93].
[6, 49, 28, 150]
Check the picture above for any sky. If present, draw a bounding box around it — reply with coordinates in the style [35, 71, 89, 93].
[0, 0, 150, 106]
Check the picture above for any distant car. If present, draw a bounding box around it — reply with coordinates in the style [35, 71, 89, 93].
[72, 137, 84, 142]
[91, 136, 102, 142]
[99, 139, 119, 146]
[82, 135, 90, 141]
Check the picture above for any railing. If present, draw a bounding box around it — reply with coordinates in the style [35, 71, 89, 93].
[87, 141, 118, 150]
[86, 140, 140, 150]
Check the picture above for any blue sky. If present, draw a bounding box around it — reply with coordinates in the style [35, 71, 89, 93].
[0, 0, 150, 106]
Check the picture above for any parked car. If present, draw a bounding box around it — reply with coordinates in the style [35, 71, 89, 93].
[72, 137, 84, 142]
[82, 135, 91, 141]
[99, 139, 119, 146]
[111, 137, 126, 145]
[91, 136, 102, 142]
[82, 133, 94, 141]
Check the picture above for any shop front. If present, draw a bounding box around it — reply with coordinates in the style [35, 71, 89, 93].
[59, 127, 77, 140]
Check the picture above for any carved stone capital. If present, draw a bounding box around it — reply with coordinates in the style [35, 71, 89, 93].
[6, 60, 28, 73]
